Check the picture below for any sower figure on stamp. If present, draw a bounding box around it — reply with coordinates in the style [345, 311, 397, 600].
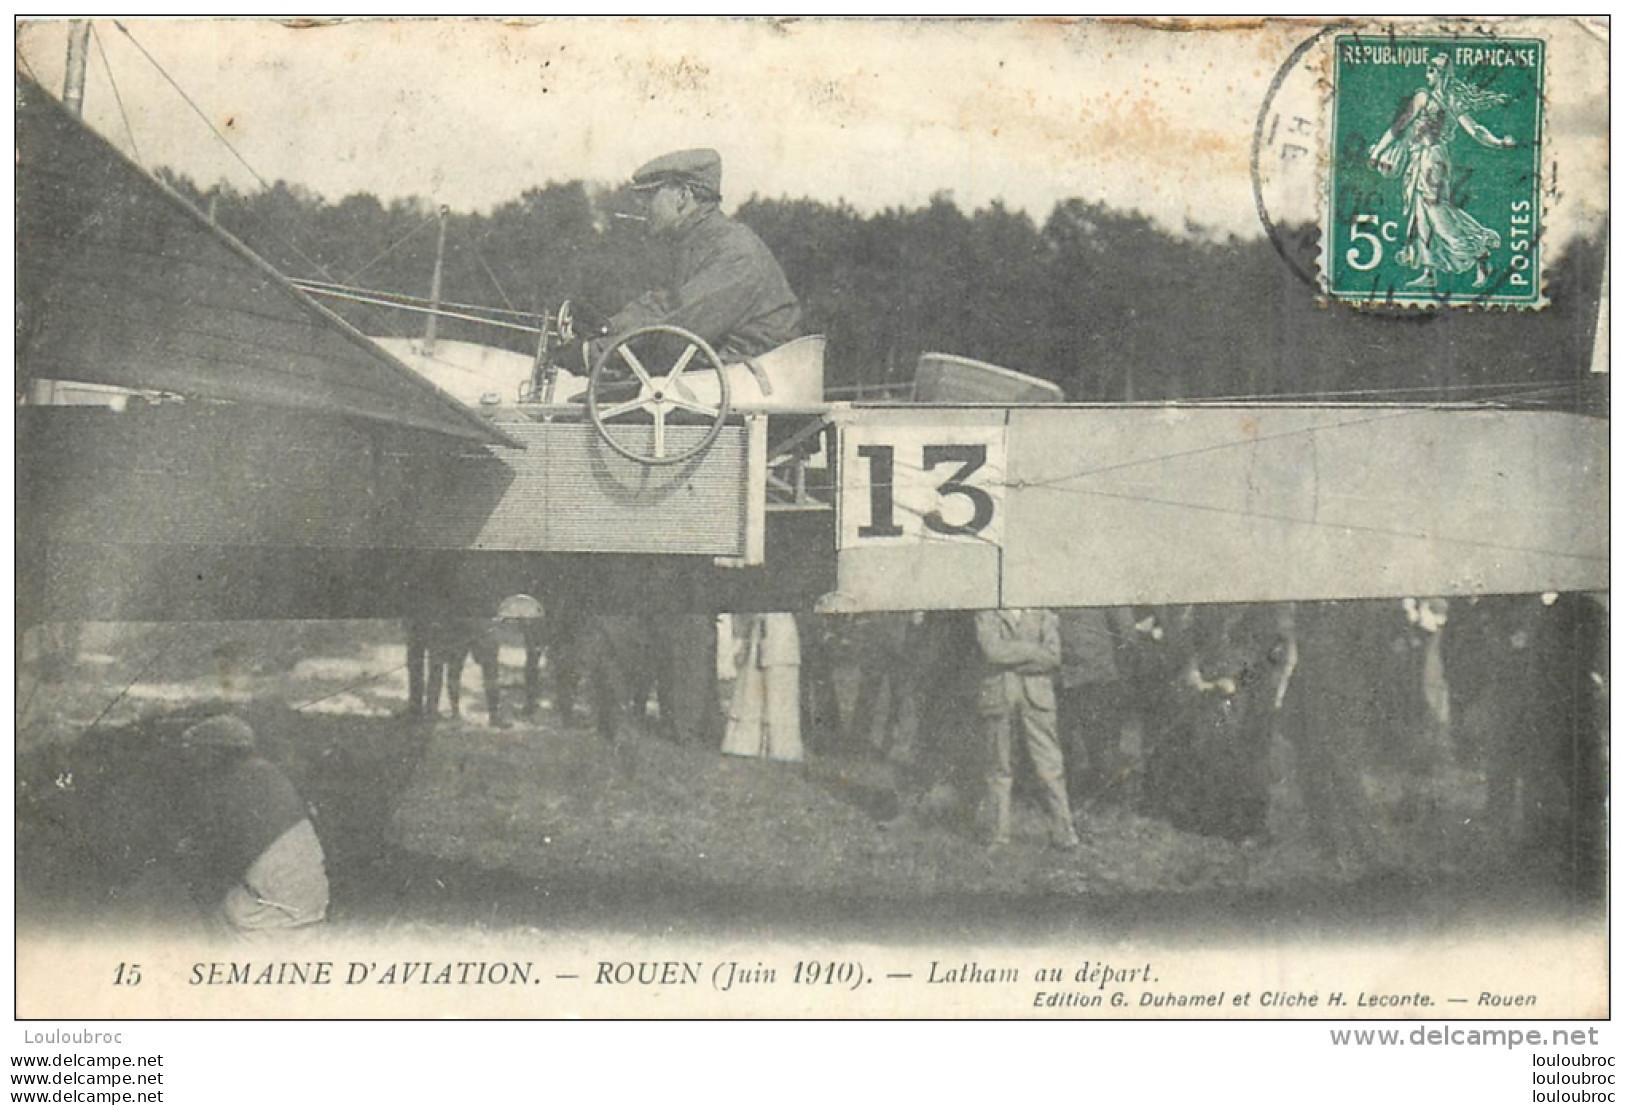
[972, 608, 1079, 851]
[1368, 53, 1516, 290]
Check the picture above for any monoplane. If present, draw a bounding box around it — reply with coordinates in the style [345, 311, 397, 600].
[16, 70, 1607, 634]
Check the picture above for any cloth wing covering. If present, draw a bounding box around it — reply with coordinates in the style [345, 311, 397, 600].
[16, 73, 512, 447]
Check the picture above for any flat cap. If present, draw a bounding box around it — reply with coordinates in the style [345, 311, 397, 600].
[175, 714, 257, 751]
[631, 148, 722, 198]
[496, 592, 545, 620]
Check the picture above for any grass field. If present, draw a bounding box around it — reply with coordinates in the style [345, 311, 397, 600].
[15, 618, 1604, 947]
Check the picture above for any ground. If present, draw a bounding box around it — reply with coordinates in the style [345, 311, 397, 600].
[14, 619, 1604, 947]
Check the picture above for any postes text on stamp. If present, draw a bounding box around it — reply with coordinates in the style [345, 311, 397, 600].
[1325, 35, 1545, 307]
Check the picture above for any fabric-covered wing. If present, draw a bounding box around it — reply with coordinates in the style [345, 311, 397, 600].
[15, 73, 511, 446]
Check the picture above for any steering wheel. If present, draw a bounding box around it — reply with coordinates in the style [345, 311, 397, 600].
[554, 301, 576, 344]
[586, 324, 731, 465]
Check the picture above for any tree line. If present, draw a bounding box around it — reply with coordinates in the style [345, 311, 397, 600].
[160, 170, 1605, 408]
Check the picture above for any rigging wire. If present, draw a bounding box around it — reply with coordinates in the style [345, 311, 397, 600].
[1182, 377, 1593, 406]
[89, 22, 141, 166]
[849, 373, 1593, 410]
[1048, 482, 1606, 566]
[77, 626, 184, 736]
[15, 648, 51, 724]
[48, 26, 1606, 496]
[180, 185, 345, 290]
[469, 235, 519, 312]
[108, 21, 366, 298]
[99, 35, 469, 353]
[72, 20, 460, 363]
[858, 379, 1587, 515]
[852, 377, 1597, 562]
[293, 285, 545, 335]
[113, 20, 271, 191]
[89, 25, 1585, 415]
[341, 208, 444, 286]
[14, 42, 43, 85]
[289, 278, 544, 322]
[866, 439, 1603, 567]
[22, 27, 1595, 728]
[1018, 389, 1562, 492]
[94, 22, 518, 358]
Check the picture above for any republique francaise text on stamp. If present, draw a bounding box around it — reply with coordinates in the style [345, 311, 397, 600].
[1324, 35, 1545, 307]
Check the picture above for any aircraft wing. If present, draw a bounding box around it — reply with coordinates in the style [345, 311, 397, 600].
[15, 73, 513, 448]
[828, 402, 1608, 610]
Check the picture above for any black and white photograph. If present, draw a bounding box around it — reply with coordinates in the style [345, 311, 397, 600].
[13, 16, 1609, 1034]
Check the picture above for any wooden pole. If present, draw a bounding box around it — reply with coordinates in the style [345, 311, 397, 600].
[63, 21, 92, 119]
[424, 204, 449, 354]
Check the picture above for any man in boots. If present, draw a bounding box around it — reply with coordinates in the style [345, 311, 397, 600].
[973, 608, 1079, 850]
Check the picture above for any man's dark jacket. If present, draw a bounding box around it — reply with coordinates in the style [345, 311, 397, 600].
[608, 207, 801, 360]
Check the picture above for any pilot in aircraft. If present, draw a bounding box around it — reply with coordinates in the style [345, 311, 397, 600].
[571, 148, 804, 753]
[583, 147, 802, 371]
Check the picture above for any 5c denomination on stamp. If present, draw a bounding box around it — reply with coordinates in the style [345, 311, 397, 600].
[1324, 34, 1545, 307]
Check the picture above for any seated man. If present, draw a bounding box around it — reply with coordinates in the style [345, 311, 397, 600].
[574, 151, 803, 752]
[165, 715, 329, 936]
[589, 147, 802, 369]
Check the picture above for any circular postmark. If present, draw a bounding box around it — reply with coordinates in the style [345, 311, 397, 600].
[1251, 26, 1337, 294]
[1254, 23, 1547, 311]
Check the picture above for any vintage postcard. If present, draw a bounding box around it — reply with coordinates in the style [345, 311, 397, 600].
[14, 16, 1609, 1022]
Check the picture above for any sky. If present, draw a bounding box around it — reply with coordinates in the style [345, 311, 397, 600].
[16, 17, 1610, 245]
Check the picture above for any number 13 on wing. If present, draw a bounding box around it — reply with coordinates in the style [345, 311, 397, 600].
[838, 418, 1008, 549]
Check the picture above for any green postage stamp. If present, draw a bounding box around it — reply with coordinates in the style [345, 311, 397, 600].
[1325, 35, 1545, 307]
